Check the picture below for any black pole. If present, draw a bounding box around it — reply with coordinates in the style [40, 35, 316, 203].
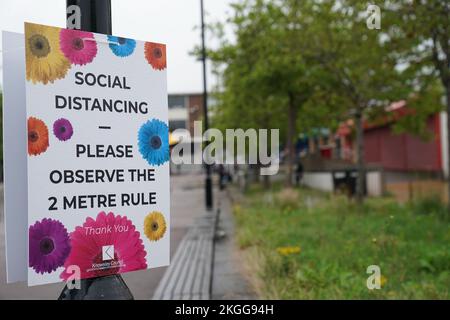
[200, 0, 213, 210]
[66, 0, 112, 34]
[60, 0, 132, 300]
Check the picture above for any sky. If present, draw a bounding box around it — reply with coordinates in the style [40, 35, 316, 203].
[0, 0, 234, 93]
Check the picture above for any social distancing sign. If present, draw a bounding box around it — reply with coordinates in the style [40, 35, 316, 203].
[2, 23, 170, 286]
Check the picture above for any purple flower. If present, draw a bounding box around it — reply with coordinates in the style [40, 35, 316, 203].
[53, 118, 73, 141]
[29, 218, 71, 274]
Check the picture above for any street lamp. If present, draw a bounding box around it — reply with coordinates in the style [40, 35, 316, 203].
[200, 0, 213, 210]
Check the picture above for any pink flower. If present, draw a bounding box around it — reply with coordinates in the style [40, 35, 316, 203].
[60, 212, 147, 281]
[59, 29, 97, 65]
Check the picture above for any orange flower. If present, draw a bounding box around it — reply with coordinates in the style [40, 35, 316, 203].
[145, 42, 166, 70]
[28, 117, 49, 156]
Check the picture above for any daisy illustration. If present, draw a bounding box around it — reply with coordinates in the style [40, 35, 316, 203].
[144, 211, 167, 242]
[29, 218, 71, 274]
[28, 117, 49, 156]
[60, 29, 98, 65]
[137, 119, 169, 166]
[25, 23, 71, 84]
[107, 36, 136, 57]
[144, 42, 167, 70]
[53, 118, 73, 141]
[60, 212, 147, 280]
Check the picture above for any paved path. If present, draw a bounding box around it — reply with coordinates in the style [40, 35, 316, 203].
[152, 212, 216, 300]
[152, 186, 256, 300]
[0, 171, 208, 300]
[211, 189, 256, 299]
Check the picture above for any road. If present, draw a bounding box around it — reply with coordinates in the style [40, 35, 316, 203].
[0, 168, 208, 299]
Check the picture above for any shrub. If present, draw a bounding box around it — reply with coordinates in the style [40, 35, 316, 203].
[276, 188, 300, 212]
[411, 194, 447, 218]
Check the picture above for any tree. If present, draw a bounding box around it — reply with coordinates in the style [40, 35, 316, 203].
[304, 0, 409, 204]
[209, 0, 438, 204]
[209, 0, 326, 187]
[388, 0, 450, 210]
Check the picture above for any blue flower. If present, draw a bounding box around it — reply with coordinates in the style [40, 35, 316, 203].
[107, 36, 136, 57]
[138, 119, 169, 166]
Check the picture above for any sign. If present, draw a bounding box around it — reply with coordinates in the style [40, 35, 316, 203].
[3, 23, 170, 286]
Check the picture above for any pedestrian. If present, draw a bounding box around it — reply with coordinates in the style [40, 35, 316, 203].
[218, 164, 226, 190]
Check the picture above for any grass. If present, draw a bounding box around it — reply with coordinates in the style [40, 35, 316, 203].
[232, 184, 450, 299]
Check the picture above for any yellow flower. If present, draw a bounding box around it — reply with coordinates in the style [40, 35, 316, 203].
[232, 204, 242, 215]
[144, 211, 167, 241]
[380, 275, 388, 288]
[25, 23, 71, 84]
[276, 246, 301, 256]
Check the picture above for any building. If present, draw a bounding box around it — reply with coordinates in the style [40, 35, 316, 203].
[168, 93, 217, 132]
[335, 101, 448, 178]
[168, 92, 217, 148]
[168, 93, 196, 133]
[297, 101, 448, 198]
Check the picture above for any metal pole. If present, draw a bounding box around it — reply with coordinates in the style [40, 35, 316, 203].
[200, 0, 213, 210]
[66, 0, 112, 34]
[60, 0, 133, 300]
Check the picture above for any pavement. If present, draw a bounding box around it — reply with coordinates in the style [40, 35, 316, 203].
[211, 189, 256, 299]
[0, 168, 255, 300]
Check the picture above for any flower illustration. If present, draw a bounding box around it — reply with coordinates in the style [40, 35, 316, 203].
[138, 119, 169, 166]
[60, 29, 97, 65]
[60, 212, 147, 281]
[107, 36, 136, 57]
[29, 218, 71, 274]
[144, 211, 167, 241]
[28, 117, 49, 156]
[25, 23, 71, 84]
[144, 42, 167, 70]
[53, 118, 73, 141]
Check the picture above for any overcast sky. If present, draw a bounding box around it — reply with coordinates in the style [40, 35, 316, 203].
[0, 0, 233, 93]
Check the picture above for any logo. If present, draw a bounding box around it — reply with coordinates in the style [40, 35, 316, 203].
[366, 265, 381, 289]
[366, 4, 381, 30]
[66, 5, 81, 30]
[102, 245, 114, 261]
[171, 121, 280, 175]
[87, 245, 123, 273]
[65, 265, 81, 290]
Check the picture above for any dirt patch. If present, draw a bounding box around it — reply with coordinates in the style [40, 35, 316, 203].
[387, 180, 448, 203]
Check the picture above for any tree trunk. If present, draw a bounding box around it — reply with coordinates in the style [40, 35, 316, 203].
[286, 94, 297, 187]
[253, 164, 261, 183]
[446, 82, 450, 214]
[355, 110, 365, 205]
[263, 173, 270, 188]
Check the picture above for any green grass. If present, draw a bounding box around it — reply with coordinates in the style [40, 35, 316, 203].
[232, 185, 450, 299]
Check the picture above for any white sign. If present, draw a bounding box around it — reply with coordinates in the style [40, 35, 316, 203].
[3, 23, 170, 286]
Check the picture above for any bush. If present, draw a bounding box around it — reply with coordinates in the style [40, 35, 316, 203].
[411, 194, 447, 218]
[234, 184, 450, 299]
[276, 188, 300, 213]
